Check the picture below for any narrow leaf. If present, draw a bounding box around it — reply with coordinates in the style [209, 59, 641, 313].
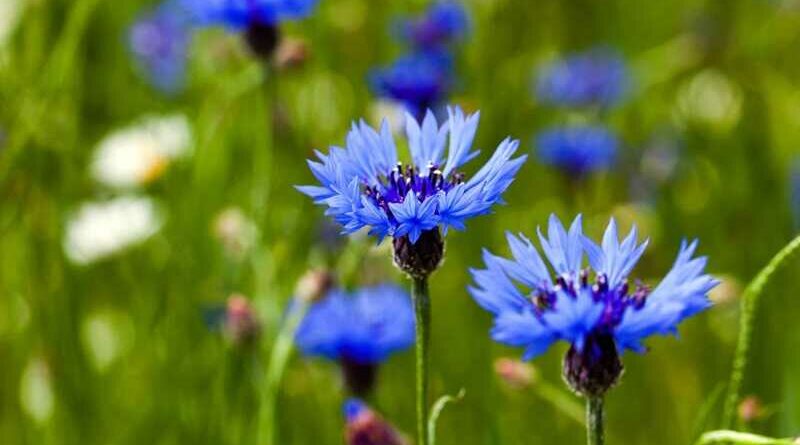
[428, 389, 466, 445]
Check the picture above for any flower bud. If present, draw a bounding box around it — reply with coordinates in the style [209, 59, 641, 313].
[213, 207, 257, 259]
[224, 294, 261, 346]
[494, 357, 536, 389]
[562, 334, 623, 397]
[244, 22, 280, 60]
[738, 396, 764, 423]
[295, 268, 336, 303]
[392, 229, 444, 279]
[275, 38, 309, 70]
[344, 399, 408, 445]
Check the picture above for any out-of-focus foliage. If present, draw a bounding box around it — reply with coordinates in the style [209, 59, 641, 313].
[2, 0, 800, 444]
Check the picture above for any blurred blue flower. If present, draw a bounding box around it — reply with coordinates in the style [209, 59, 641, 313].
[180, 0, 318, 29]
[129, 1, 191, 93]
[791, 158, 800, 230]
[295, 284, 414, 365]
[536, 48, 629, 108]
[398, 1, 469, 49]
[297, 107, 527, 244]
[370, 51, 454, 121]
[469, 214, 717, 360]
[535, 125, 618, 175]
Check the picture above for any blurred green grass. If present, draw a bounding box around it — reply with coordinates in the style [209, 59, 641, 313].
[2, 0, 800, 444]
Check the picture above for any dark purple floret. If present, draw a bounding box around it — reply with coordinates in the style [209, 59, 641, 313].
[365, 162, 464, 221]
[526, 270, 651, 332]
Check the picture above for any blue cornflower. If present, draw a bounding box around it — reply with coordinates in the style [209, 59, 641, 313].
[180, 0, 318, 29]
[370, 51, 454, 121]
[129, 1, 191, 93]
[536, 48, 629, 108]
[298, 107, 526, 247]
[398, 1, 469, 49]
[535, 125, 618, 175]
[296, 284, 414, 364]
[469, 214, 717, 395]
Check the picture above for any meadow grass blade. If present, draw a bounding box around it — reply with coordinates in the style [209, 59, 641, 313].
[258, 299, 309, 445]
[428, 389, 465, 445]
[723, 234, 800, 428]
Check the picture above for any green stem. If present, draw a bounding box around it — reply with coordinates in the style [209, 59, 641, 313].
[722, 234, 800, 428]
[253, 64, 276, 227]
[695, 430, 796, 445]
[412, 277, 431, 445]
[586, 396, 605, 445]
[258, 299, 309, 445]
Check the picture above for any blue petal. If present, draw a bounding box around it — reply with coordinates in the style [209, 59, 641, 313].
[490, 309, 556, 360]
[357, 197, 393, 244]
[467, 249, 529, 315]
[582, 218, 649, 289]
[442, 107, 480, 176]
[406, 110, 448, 169]
[614, 239, 717, 351]
[540, 287, 604, 348]
[501, 231, 552, 288]
[537, 214, 584, 275]
[389, 191, 439, 243]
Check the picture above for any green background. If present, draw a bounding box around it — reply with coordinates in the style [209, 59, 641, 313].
[1, 0, 799, 444]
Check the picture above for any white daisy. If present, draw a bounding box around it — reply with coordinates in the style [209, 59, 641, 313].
[91, 114, 192, 189]
[64, 196, 162, 265]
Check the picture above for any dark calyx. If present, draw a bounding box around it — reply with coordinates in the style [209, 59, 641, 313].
[342, 358, 378, 397]
[563, 333, 623, 397]
[392, 229, 444, 279]
[244, 21, 280, 59]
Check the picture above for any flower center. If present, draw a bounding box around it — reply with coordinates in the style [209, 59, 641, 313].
[529, 270, 651, 330]
[364, 162, 465, 217]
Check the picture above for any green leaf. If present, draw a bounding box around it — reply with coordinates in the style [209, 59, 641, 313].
[696, 430, 796, 445]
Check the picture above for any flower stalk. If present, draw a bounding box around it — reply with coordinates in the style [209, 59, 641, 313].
[586, 396, 605, 445]
[412, 276, 431, 445]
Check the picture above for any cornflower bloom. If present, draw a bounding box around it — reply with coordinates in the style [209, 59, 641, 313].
[295, 285, 414, 396]
[180, 0, 318, 58]
[536, 48, 629, 108]
[469, 214, 716, 443]
[370, 51, 454, 123]
[535, 125, 617, 176]
[398, 1, 469, 49]
[129, 1, 192, 93]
